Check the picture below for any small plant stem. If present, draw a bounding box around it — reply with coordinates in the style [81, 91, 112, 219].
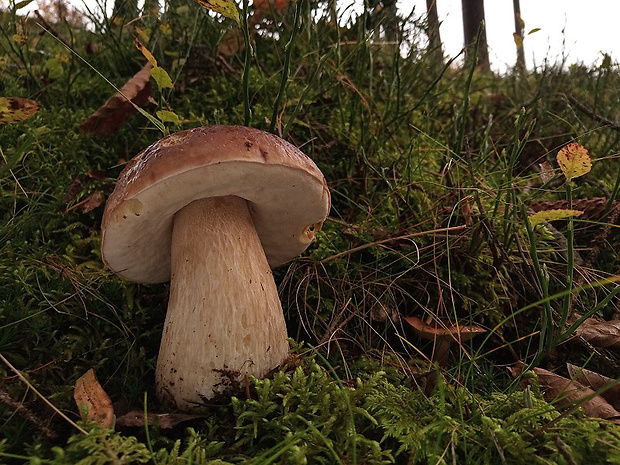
[520, 205, 553, 357]
[241, 0, 253, 126]
[561, 181, 574, 330]
[269, 1, 301, 134]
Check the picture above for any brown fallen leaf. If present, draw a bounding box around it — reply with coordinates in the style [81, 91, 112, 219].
[0, 97, 41, 124]
[80, 63, 152, 136]
[511, 362, 620, 420]
[63, 175, 83, 204]
[567, 363, 620, 411]
[116, 411, 204, 428]
[217, 27, 245, 57]
[575, 319, 620, 350]
[74, 369, 115, 428]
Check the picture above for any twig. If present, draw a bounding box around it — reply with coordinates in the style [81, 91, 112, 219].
[554, 435, 578, 465]
[34, 10, 71, 49]
[0, 352, 87, 435]
[0, 388, 57, 440]
[561, 93, 620, 132]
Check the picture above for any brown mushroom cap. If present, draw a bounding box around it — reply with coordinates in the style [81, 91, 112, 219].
[101, 125, 331, 283]
[403, 316, 486, 342]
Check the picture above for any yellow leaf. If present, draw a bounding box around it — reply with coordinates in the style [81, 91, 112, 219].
[159, 22, 172, 36]
[150, 66, 174, 89]
[12, 33, 28, 46]
[513, 32, 523, 48]
[156, 110, 180, 123]
[194, 0, 240, 24]
[0, 97, 41, 124]
[134, 36, 157, 67]
[557, 142, 592, 181]
[134, 26, 151, 42]
[528, 209, 583, 227]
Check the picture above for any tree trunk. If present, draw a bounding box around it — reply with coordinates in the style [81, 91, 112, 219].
[513, 0, 525, 70]
[112, 0, 138, 21]
[425, 0, 443, 61]
[461, 0, 489, 69]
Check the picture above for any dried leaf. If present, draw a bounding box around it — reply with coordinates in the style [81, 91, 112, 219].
[538, 161, 555, 184]
[0, 97, 41, 124]
[80, 63, 152, 136]
[116, 411, 204, 428]
[134, 37, 157, 67]
[557, 142, 592, 181]
[567, 363, 620, 411]
[528, 209, 583, 227]
[511, 362, 620, 420]
[575, 320, 620, 350]
[63, 176, 83, 203]
[80, 191, 105, 213]
[253, 0, 289, 13]
[217, 27, 245, 56]
[74, 369, 114, 428]
[194, 0, 240, 23]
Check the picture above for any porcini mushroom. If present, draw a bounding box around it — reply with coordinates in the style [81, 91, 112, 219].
[101, 125, 330, 410]
[403, 316, 486, 366]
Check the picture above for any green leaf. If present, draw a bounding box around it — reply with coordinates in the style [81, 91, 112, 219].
[156, 110, 180, 123]
[557, 143, 592, 181]
[14, 0, 35, 9]
[0, 97, 41, 124]
[150, 66, 174, 89]
[45, 58, 64, 80]
[528, 209, 583, 227]
[528, 28, 541, 35]
[194, 0, 239, 24]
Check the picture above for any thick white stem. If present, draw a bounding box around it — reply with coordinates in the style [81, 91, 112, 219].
[155, 196, 289, 410]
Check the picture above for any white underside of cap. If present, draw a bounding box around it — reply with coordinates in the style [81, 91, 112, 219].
[102, 161, 329, 283]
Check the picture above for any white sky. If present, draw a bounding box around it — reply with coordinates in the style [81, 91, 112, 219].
[401, 0, 619, 72]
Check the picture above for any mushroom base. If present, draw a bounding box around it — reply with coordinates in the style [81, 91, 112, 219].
[155, 196, 290, 410]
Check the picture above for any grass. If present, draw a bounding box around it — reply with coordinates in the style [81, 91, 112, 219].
[1, 0, 620, 462]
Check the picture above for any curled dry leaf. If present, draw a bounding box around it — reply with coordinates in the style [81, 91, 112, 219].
[575, 320, 620, 350]
[116, 411, 205, 428]
[567, 363, 620, 411]
[511, 362, 620, 420]
[80, 63, 152, 136]
[74, 369, 115, 428]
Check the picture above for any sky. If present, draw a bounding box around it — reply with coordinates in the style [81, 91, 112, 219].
[400, 0, 619, 73]
[15, 0, 619, 73]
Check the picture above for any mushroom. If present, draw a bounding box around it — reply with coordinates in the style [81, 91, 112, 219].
[101, 125, 330, 410]
[403, 316, 486, 366]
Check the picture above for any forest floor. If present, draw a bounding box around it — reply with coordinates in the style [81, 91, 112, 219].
[1, 1, 620, 463]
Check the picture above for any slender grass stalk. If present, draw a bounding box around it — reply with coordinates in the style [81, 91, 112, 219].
[36, 24, 166, 134]
[519, 204, 554, 358]
[241, 0, 253, 126]
[269, 0, 302, 133]
[560, 181, 574, 329]
[0, 352, 88, 435]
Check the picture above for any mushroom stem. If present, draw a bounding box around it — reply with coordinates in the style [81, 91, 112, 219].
[155, 196, 289, 410]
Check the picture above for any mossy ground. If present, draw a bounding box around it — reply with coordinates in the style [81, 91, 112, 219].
[1, 1, 620, 463]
